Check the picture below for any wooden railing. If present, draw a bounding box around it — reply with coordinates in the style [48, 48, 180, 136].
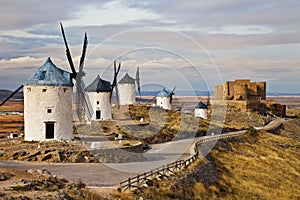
[118, 118, 284, 192]
[118, 132, 244, 192]
[119, 153, 198, 192]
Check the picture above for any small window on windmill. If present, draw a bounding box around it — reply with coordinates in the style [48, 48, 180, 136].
[40, 71, 46, 80]
[97, 101, 99, 105]
[63, 88, 67, 92]
[42, 89, 47, 92]
[47, 108, 52, 113]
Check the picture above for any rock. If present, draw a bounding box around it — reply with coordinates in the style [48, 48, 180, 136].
[4, 196, 31, 200]
[0, 171, 14, 181]
[41, 153, 52, 161]
[27, 169, 52, 177]
[55, 191, 73, 200]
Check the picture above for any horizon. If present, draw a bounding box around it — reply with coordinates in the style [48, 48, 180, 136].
[0, 1, 299, 93]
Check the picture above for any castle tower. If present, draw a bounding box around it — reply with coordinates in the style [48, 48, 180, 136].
[156, 88, 172, 110]
[85, 75, 112, 120]
[194, 102, 208, 119]
[117, 73, 136, 105]
[24, 57, 73, 141]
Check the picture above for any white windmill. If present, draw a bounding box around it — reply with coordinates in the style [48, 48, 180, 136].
[156, 87, 175, 110]
[22, 58, 74, 141]
[85, 61, 121, 121]
[0, 23, 92, 141]
[194, 101, 208, 119]
[117, 67, 141, 105]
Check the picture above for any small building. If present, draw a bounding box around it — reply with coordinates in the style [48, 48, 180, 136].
[85, 75, 112, 120]
[195, 102, 208, 119]
[24, 57, 74, 141]
[117, 73, 136, 105]
[156, 88, 171, 110]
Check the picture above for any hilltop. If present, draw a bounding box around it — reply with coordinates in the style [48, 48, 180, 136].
[0, 89, 23, 100]
[117, 117, 300, 200]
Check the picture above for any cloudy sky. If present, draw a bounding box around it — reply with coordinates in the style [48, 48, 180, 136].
[0, 0, 299, 94]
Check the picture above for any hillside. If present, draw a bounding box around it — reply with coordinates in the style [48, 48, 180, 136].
[0, 89, 23, 100]
[117, 118, 300, 200]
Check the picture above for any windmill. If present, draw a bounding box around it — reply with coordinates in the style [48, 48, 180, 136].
[116, 66, 140, 106]
[60, 22, 93, 122]
[155, 87, 176, 110]
[84, 60, 121, 120]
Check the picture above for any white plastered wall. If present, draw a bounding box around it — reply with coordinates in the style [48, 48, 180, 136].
[117, 83, 136, 105]
[156, 96, 171, 110]
[24, 85, 73, 141]
[195, 108, 208, 119]
[88, 91, 112, 120]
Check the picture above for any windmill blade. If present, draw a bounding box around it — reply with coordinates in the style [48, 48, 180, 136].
[60, 22, 77, 78]
[76, 79, 93, 121]
[145, 96, 156, 105]
[136, 66, 141, 99]
[79, 32, 88, 73]
[111, 61, 121, 105]
[0, 85, 23, 107]
[76, 32, 93, 121]
[111, 60, 121, 90]
[75, 81, 83, 121]
[170, 86, 176, 104]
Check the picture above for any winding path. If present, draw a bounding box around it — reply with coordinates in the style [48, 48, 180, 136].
[0, 118, 285, 186]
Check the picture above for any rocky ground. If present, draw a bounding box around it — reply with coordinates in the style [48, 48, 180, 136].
[0, 167, 101, 200]
[0, 138, 149, 163]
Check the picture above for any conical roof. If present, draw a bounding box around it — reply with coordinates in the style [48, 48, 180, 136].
[85, 75, 111, 92]
[195, 102, 207, 109]
[157, 88, 171, 97]
[118, 73, 135, 84]
[24, 57, 73, 86]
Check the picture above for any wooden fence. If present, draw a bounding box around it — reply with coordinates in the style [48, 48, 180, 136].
[118, 132, 245, 192]
[118, 118, 284, 192]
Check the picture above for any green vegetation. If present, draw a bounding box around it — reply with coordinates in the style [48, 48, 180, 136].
[246, 126, 258, 138]
[11, 185, 26, 191]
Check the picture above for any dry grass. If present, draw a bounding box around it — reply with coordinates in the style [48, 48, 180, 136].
[208, 129, 300, 199]
[126, 119, 300, 200]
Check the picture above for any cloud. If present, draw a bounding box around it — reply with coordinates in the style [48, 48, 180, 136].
[0, 0, 299, 92]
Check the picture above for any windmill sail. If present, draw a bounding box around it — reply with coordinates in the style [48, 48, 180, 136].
[60, 22, 93, 122]
[0, 85, 23, 107]
[170, 86, 176, 104]
[111, 60, 121, 106]
[136, 66, 141, 99]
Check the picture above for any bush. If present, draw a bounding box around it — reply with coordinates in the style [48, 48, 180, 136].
[246, 126, 258, 138]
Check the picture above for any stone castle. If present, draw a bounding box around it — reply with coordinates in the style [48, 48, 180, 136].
[214, 79, 286, 116]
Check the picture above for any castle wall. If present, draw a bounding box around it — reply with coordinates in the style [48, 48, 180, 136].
[24, 85, 73, 141]
[233, 83, 248, 100]
[214, 84, 225, 100]
[213, 79, 281, 114]
[256, 82, 266, 100]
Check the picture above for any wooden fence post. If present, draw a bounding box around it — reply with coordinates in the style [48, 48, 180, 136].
[128, 178, 131, 191]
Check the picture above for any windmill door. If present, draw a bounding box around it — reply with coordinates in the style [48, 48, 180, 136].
[45, 122, 55, 139]
[96, 110, 101, 119]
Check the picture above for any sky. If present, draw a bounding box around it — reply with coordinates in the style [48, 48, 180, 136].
[0, 0, 299, 94]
